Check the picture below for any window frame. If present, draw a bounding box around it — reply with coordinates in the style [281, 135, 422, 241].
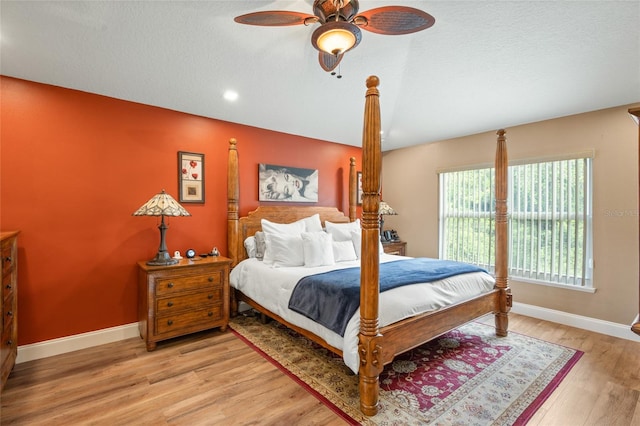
[438, 153, 594, 290]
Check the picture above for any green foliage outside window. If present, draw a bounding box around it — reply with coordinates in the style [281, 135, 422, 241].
[440, 158, 592, 287]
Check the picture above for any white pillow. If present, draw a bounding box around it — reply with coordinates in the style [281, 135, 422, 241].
[254, 231, 267, 260]
[263, 233, 304, 267]
[301, 232, 334, 267]
[301, 214, 323, 233]
[351, 230, 362, 258]
[244, 236, 256, 258]
[260, 214, 322, 236]
[333, 240, 358, 262]
[351, 229, 385, 259]
[261, 217, 306, 236]
[325, 219, 360, 242]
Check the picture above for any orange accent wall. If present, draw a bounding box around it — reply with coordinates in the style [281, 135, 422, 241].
[0, 76, 362, 345]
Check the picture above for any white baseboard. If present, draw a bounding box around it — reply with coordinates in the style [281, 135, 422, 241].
[16, 323, 140, 364]
[15, 304, 640, 364]
[511, 302, 640, 343]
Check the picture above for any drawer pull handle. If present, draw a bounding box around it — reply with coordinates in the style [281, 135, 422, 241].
[168, 282, 174, 288]
[208, 312, 213, 317]
[167, 301, 174, 307]
[7, 340, 12, 346]
[6, 311, 12, 317]
[167, 320, 173, 326]
[6, 284, 11, 290]
[4, 256, 11, 263]
[208, 294, 213, 299]
[208, 276, 214, 282]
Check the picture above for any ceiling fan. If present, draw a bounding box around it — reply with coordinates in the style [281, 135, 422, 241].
[234, 0, 435, 73]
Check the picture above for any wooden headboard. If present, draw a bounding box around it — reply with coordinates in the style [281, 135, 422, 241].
[226, 138, 357, 266]
[233, 206, 351, 264]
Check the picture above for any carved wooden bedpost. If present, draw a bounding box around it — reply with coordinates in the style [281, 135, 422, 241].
[494, 129, 512, 336]
[227, 138, 239, 268]
[359, 76, 383, 416]
[349, 157, 357, 222]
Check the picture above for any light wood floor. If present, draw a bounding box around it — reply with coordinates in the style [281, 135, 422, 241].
[1, 313, 639, 425]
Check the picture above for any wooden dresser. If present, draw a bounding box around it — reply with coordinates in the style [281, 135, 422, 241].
[137, 256, 231, 351]
[1, 231, 19, 392]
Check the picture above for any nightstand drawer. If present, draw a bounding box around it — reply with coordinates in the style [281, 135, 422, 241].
[156, 271, 222, 296]
[156, 286, 223, 314]
[155, 306, 223, 335]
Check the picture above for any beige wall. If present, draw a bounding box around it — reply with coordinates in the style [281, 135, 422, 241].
[382, 104, 640, 325]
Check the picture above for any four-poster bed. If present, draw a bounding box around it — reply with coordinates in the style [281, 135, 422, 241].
[226, 76, 511, 416]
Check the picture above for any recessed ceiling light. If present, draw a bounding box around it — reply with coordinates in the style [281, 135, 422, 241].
[223, 90, 238, 102]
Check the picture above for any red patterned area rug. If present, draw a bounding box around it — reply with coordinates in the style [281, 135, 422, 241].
[229, 313, 582, 425]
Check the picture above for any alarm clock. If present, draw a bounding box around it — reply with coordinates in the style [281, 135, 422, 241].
[185, 248, 196, 259]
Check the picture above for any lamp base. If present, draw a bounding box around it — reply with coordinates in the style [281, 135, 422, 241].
[146, 251, 178, 266]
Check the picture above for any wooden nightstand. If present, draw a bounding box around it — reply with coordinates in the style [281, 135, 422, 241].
[382, 240, 406, 256]
[137, 256, 231, 351]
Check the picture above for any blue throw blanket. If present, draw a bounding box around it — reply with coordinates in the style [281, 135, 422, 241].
[288, 258, 487, 336]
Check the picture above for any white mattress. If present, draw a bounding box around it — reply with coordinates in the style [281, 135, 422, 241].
[230, 254, 495, 373]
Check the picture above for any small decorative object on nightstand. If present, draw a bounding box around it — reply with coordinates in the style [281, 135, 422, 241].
[137, 255, 232, 351]
[382, 240, 406, 256]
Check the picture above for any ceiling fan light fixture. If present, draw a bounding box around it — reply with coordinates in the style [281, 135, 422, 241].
[312, 21, 361, 55]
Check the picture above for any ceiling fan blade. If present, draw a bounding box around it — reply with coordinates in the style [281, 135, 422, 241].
[319, 52, 342, 72]
[353, 6, 435, 35]
[234, 11, 318, 26]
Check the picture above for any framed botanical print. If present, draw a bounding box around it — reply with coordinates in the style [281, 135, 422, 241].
[178, 151, 204, 203]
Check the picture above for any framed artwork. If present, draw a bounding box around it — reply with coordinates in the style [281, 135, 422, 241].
[178, 151, 204, 203]
[258, 163, 318, 202]
[357, 171, 363, 205]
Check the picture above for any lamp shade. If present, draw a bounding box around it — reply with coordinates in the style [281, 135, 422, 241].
[379, 201, 397, 216]
[133, 190, 191, 217]
[311, 21, 362, 55]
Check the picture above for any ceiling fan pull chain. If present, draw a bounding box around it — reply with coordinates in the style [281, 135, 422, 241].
[331, 63, 343, 79]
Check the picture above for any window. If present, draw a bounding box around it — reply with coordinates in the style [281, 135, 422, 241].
[439, 155, 593, 288]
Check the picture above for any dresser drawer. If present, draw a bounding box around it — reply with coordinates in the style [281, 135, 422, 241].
[155, 306, 223, 335]
[2, 295, 15, 336]
[155, 271, 223, 296]
[2, 274, 14, 302]
[156, 286, 223, 314]
[0, 333, 14, 374]
[1, 239, 16, 277]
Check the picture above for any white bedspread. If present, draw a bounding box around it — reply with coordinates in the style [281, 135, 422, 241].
[230, 254, 495, 373]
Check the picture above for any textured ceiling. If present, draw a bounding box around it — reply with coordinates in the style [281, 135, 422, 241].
[1, 1, 639, 151]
